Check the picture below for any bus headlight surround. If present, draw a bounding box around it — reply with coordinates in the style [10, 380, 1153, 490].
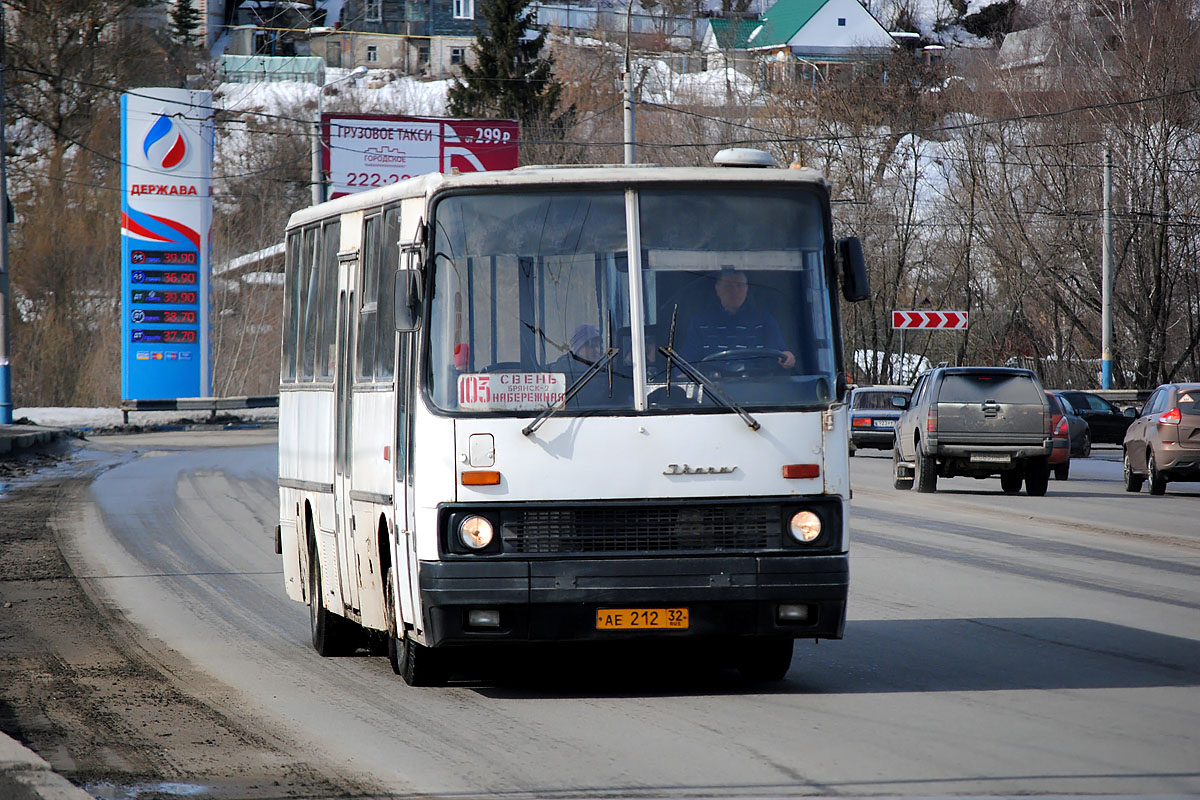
[458, 515, 495, 550]
[788, 510, 822, 544]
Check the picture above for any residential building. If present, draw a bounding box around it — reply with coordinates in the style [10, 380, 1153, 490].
[309, 0, 480, 77]
[701, 0, 896, 84]
[997, 16, 1120, 91]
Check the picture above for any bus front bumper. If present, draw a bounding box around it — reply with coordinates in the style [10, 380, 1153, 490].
[417, 555, 848, 647]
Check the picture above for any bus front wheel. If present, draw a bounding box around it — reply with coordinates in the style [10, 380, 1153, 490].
[736, 636, 794, 682]
[385, 567, 448, 686]
[394, 632, 448, 687]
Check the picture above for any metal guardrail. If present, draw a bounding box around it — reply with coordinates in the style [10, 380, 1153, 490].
[119, 396, 279, 424]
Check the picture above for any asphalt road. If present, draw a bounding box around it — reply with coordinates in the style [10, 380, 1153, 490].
[58, 432, 1200, 798]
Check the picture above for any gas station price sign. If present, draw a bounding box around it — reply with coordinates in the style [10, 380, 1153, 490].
[120, 87, 213, 401]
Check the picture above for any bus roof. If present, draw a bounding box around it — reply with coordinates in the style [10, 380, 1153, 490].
[285, 163, 831, 231]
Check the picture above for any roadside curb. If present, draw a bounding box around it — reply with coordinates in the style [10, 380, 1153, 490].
[0, 733, 94, 800]
[0, 424, 73, 458]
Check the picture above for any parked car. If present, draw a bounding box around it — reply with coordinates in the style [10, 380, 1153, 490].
[1122, 382, 1200, 495]
[848, 385, 911, 455]
[1056, 390, 1135, 445]
[893, 366, 1053, 495]
[1048, 391, 1092, 458]
[1045, 392, 1073, 481]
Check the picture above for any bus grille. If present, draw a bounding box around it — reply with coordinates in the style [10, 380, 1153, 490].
[501, 504, 781, 554]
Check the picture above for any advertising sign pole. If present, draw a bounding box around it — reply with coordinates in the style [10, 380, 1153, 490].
[120, 89, 214, 401]
[0, 4, 12, 423]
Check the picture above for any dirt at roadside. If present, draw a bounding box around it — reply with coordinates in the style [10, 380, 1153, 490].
[0, 451, 380, 800]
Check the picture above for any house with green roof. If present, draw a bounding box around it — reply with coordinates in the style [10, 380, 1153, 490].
[702, 0, 896, 81]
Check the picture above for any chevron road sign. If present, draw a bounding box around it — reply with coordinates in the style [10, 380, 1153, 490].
[892, 310, 969, 330]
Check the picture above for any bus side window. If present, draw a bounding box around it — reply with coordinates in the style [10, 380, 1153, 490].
[317, 219, 340, 380]
[281, 230, 301, 382]
[357, 215, 380, 382]
[299, 226, 320, 381]
[378, 205, 400, 380]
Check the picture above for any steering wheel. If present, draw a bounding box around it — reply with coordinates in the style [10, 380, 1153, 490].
[698, 348, 790, 377]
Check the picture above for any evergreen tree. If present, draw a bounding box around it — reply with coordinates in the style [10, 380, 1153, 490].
[171, 0, 201, 48]
[447, 0, 562, 125]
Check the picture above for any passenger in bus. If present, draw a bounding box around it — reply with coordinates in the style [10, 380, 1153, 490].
[550, 324, 628, 406]
[561, 324, 604, 366]
[679, 269, 796, 369]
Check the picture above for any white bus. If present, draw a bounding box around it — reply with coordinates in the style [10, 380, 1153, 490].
[275, 150, 870, 685]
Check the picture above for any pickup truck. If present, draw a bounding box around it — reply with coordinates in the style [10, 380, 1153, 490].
[892, 366, 1054, 495]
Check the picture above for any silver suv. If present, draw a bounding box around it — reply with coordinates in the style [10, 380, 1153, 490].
[893, 366, 1053, 495]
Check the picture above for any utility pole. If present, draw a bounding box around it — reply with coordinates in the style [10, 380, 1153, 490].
[623, 1, 636, 165]
[1101, 147, 1113, 390]
[0, 4, 12, 423]
[312, 66, 368, 205]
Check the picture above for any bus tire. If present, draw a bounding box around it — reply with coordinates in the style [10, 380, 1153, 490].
[736, 637, 794, 682]
[396, 633, 448, 687]
[308, 539, 356, 657]
[385, 567, 403, 674]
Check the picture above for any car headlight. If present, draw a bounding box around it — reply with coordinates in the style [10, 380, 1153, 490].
[458, 515, 495, 550]
[788, 510, 822, 544]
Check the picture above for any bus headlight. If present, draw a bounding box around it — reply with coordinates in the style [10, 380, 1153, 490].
[458, 516, 495, 550]
[788, 510, 822, 544]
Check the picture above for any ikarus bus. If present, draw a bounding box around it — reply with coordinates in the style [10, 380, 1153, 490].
[275, 148, 871, 685]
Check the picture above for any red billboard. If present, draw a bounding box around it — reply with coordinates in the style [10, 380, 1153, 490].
[321, 114, 519, 198]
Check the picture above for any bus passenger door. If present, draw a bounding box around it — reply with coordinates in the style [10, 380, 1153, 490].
[334, 256, 360, 611]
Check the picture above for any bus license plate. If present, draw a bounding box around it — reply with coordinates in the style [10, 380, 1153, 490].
[596, 608, 689, 630]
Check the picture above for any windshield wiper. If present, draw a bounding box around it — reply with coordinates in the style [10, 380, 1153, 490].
[657, 345, 761, 431]
[522, 348, 619, 437]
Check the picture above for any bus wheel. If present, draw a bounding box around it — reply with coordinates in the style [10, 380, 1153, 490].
[736, 637, 794, 682]
[395, 633, 448, 687]
[308, 541, 355, 657]
[384, 567, 403, 675]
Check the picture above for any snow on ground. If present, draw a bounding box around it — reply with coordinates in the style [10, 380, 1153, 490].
[14, 407, 278, 431]
[215, 71, 451, 121]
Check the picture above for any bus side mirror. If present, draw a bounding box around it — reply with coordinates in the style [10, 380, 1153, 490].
[394, 247, 423, 332]
[837, 237, 870, 302]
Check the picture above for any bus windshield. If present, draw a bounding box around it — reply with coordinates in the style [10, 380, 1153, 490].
[428, 186, 837, 415]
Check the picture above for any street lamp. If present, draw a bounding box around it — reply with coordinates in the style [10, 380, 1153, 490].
[311, 65, 368, 205]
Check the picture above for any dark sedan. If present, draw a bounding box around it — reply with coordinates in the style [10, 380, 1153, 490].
[848, 385, 911, 455]
[1056, 390, 1135, 445]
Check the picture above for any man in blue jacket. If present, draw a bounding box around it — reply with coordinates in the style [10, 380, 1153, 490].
[680, 269, 795, 369]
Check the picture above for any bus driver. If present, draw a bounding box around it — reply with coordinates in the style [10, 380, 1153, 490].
[679, 269, 796, 369]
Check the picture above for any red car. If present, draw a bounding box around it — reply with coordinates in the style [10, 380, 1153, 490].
[1046, 391, 1072, 480]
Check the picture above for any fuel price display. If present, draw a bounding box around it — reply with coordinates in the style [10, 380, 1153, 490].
[131, 309, 197, 324]
[130, 249, 198, 266]
[132, 289, 198, 305]
[131, 328, 198, 344]
[130, 269, 198, 285]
